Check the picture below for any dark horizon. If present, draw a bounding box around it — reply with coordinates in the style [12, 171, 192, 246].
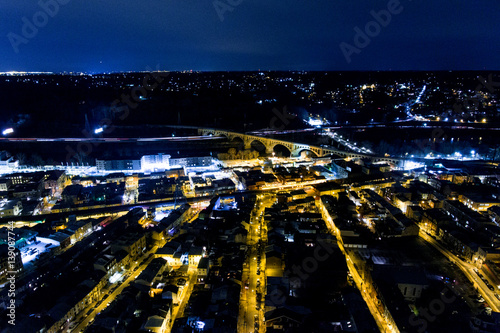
[2, 69, 500, 75]
[2, 0, 500, 73]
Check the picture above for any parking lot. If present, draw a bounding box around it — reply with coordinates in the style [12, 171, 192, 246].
[20, 237, 59, 265]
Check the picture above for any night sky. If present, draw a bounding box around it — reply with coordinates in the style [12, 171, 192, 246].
[1, 0, 500, 72]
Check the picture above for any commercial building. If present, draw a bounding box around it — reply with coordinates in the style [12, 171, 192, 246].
[96, 158, 141, 171]
[0, 178, 11, 192]
[0, 151, 18, 170]
[0, 199, 22, 217]
[459, 193, 500, 212]
[0, 228, 37, 249]
[111, 232, 146, 260]
[170, 156, 214, 168]
[96, 154, 215, 172]
[66, 219, 93, 244]
[141, 153, 171, 171]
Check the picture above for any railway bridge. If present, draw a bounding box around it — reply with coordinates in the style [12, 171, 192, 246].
[197, 128, 403, 165]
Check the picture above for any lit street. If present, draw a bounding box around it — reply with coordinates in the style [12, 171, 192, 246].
[419, 230, 500, 313]
[72, 246, 158, 333]
[166, 268, 198, 332]
[239, 194, 272, 333]
[343, 248, 398, 333]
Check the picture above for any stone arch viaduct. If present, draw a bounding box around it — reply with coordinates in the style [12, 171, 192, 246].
[198, 128, 403, 165]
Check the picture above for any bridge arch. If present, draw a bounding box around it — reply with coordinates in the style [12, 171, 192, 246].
[249, 138, 268, 153]
[204, 130, 228, 138]
[228, 135, 245, 150]
[291, 145, 319, 158]
[297, 149, 319, 158]
[214, 131, 229, 138]
[271, 144, 291, 157]
[226, 133, 244, 141]
[248, 137, 268, 147]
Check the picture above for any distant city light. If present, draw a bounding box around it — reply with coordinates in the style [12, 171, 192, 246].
[94, 127, 104, 134]
[307, 117, 324, 127]
[2, 128, 13, 135]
